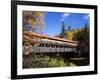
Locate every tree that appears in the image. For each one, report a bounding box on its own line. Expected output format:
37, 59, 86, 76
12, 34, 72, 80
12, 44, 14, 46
65, 30, 74, 40
58, 22, 74, 40
23, 11, 45, 33
59, 21, 66, 38
68, 25, 71, 31
73, 24, 89, 58
23, 11, 45, 55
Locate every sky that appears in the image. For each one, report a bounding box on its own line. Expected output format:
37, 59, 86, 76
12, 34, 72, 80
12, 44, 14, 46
43, 12, 89, 36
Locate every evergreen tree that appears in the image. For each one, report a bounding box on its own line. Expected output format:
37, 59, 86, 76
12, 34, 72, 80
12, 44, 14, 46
60, 21, 66, 38
68, 25, 71, 31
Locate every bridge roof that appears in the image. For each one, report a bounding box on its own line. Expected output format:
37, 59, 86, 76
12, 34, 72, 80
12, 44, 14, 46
24, 31, 79, 44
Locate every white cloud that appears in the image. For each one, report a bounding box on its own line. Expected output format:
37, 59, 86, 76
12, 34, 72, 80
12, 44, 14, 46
61, 13, 70, 21
83, 14, 90, 20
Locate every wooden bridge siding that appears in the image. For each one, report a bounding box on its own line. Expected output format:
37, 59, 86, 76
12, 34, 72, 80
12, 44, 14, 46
33, 46, 76, 53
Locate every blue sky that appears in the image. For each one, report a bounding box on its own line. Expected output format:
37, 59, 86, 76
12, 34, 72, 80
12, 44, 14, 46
43, 12, 90, 36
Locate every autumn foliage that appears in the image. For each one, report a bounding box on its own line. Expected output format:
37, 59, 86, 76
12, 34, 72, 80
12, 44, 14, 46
23, 11, 45, 55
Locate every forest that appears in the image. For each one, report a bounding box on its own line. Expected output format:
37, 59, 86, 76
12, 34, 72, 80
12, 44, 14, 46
22, 11, 89, 68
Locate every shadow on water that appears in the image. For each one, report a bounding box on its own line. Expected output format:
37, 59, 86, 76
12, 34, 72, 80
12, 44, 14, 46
62, 52, 89, 66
